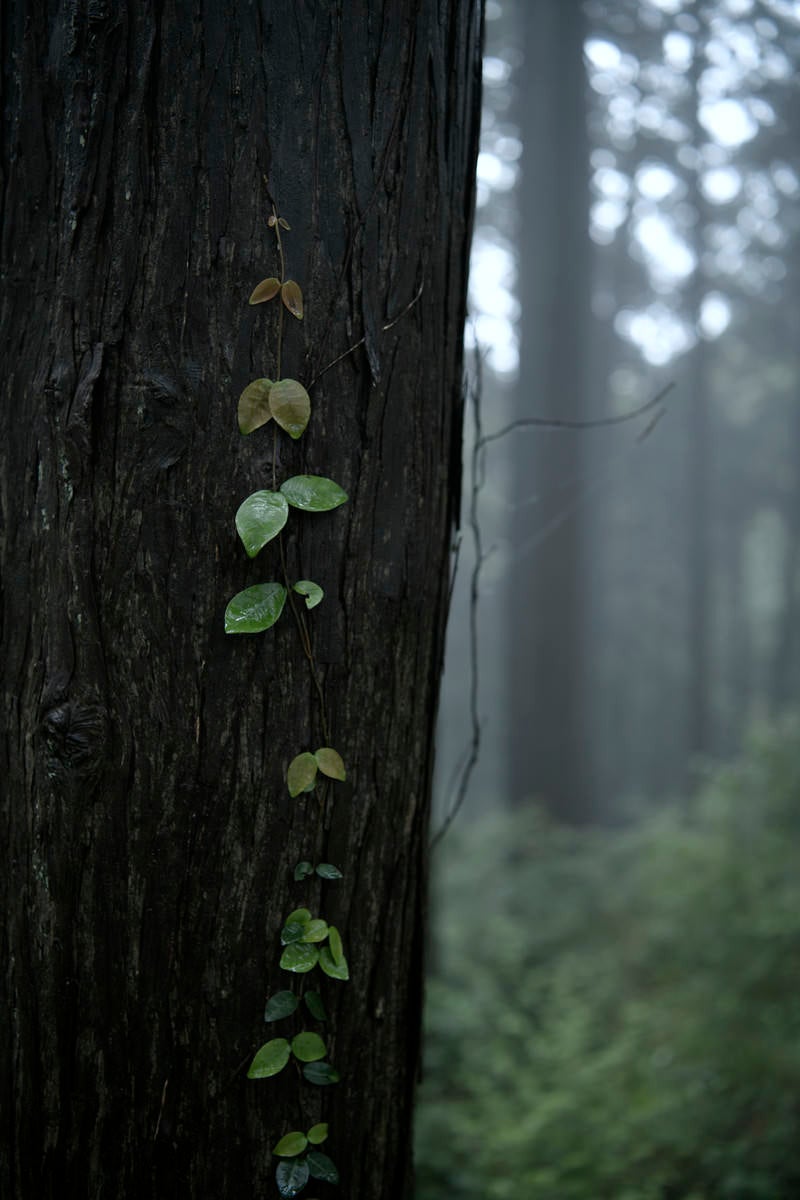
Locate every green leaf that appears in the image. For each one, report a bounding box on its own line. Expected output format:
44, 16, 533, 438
281, 279, 304, 320
294, 860, 314, 881
249, 277, 281, 305
280, 921, 307, 946
301, 919, 329, 943
235, 490, 289, 557
273, 1131, 308, 1157
293, 580, 324, 610
302, 1061, 340, 1086
224, 583, 286, 634
307, 1123, 328, 1145
304, 991, 327, 1022
247, 1038, 290, 1079
315, 863, 343, 880
287, 752, 318, 797
328, 925, 344, 966
280, 475, 348, 513
314, 747, 346, 781
319, 945, 349, 981
238, 378, 273, 434
285, 907, 312, 925
275, 1157, 310, 1198
307, 1150, 340, 1184
264, 991, 299, 1022
280, 943, 319, 973
291, 1031, 327, 1062
269, 378, 310, 439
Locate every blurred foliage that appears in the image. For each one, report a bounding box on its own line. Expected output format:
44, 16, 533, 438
416, 719, 800, 1200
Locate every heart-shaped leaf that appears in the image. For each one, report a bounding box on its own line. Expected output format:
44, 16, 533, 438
287, 752, 318, 797
238, 378, 273, 434
319, 945, 349, 981
249, 276, 281, 304
275, 1157, 310, 1198
307, 1150, 340, 1184
264, 991, 299, 1022
314, 747, 346, 781
280, 943, 319, 974
224, 583, 287, 634
307, 1123, 328, 1145
304, 991, 327, 1022
280, 920, 307, 946
315, 863, 343, 881
273, 1131, 308, 1157
247, 1037, 290, 1079
280, 475, 348, 512
301, 919, 329, 943
270, 378, 310, 440
235, 491, 288, 557
302, 1061, 340, 1086
285, 908, 312, 925
293, 580, 324, 610
294, 860, 314, 881
291, 1031, 327, 1063
281, 279, 304, 319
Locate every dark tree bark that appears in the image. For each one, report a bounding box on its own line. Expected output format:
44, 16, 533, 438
508, 0, 592, 819
0, 4, 482, 1198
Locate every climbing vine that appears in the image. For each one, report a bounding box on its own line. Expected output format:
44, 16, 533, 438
226, 194, 348, 1198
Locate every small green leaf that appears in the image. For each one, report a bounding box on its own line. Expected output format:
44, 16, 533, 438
280, 943, 319, 973
291, 1031, 327, 1062
247, 1038, 290, 1079
249, 277, 281, 305
273, 1131, 308, 1157
269, 378, 310, 439
301, 919, 329, 943
315, 863, 343, 881
281, 279, 304, 319
314, 747, 346, 781
293, 580, 324, 610
285, 908, 312, 925
307, 1150, 340, 1184
238, 378, 273, 434
264, 991, 299, 1022
319, 946, 349, 981
275, 1157, 310, 1198
280, 921, 307, 946
307, 1123, 328, 1145
304, 991, 327, 1022
302, 1061, 340, 1086
235, 490, 288, 557
328, 925, 344, 966
280, 475, 348, 513
287, 752, 318, 797
294, 860, 314, 881
224, 583, 286, 634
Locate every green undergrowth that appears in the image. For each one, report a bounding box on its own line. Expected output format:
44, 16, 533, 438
416, 718, 800, 1200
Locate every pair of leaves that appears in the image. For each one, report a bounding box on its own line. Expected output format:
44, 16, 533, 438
273, 1123, 328, 1157
275, 1150, 339, 1198
249, 276, 303, 320
235, 477, 348, 558
238, 377, 310, 439
287, 747, 346, 797
264, 989, 327, 1024
247, 1030, 327, 1079
294, 861, 343, 882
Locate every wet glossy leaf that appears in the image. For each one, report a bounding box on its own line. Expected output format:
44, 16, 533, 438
280, 475, 348, 513
249, 276, 281, 304
280, 943, 319, 973
301, 919, 329, 943
280, 921, 307, 946
291, 1031, 327, 1062
319, 946, 349, 981
265, 991, 299, 1022
304, 991, 327, 1021
273, 1131, 307, 1157
315, 863, 343, 881
269, 378, 310, 439
275, 1157, 309, 1198
238, 378, 273, 435
247, 1037, 290, 1079
302, 1061, 340, 1086
224, 583, 287, 634
307, 1150, 340, 1184
327, 925, 344, 966
314, 747, 346, 781
287, 752, 318, 797
235, 491, 288, 557
307, 1123, 328, 1145
294, 860, 314, 881
281, 279, 303, 320
293, 580, 324, 610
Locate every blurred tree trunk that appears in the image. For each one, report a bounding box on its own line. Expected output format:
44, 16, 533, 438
0, 4, 481, 1198
509, 0, 591, 820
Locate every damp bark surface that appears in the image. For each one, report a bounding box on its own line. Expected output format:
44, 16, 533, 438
0, 4, 482, 1196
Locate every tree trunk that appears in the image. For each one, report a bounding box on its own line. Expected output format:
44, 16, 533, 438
0, 4, 482, 1198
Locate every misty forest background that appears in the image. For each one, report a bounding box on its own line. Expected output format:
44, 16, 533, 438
416, 1, 800, 1198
